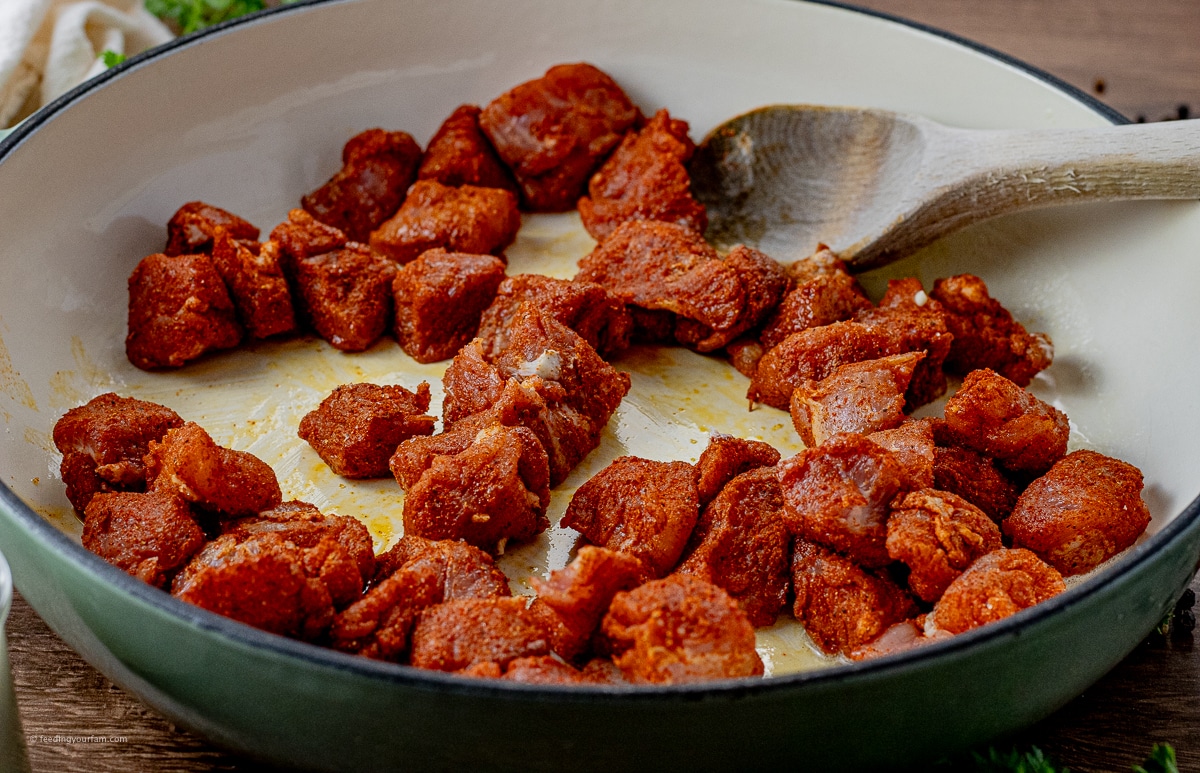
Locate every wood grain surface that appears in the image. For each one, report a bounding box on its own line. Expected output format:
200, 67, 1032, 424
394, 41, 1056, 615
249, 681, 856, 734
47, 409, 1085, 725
5, 1, 1200, 771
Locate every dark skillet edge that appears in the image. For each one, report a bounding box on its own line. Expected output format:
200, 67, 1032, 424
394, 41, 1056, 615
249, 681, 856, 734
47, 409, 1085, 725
0, 0, 1189, 705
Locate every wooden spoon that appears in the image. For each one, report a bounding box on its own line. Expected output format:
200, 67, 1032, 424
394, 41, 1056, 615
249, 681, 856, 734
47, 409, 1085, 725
689, 105, 1200, 271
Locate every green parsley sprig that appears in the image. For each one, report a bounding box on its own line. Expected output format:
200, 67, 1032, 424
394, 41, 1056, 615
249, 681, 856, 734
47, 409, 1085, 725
144, 0, 267, 35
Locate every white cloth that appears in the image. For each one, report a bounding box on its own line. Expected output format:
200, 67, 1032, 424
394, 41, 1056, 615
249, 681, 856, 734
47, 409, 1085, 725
0, 0, 172, 128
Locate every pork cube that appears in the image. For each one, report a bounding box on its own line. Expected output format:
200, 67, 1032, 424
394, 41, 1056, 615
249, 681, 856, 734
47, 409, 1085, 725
298, 382, 435, 478
164, 201, 258, 256
328, 562, 443, 661
82, 490, 205, 588
476, 274, 632, 359
373, 534, 511, 599
930, 548, 1065, 634
848, 619, 948, 662
673, 245, 790, 352
759, 247, 872, 350
854, 284, 954, 409
695, 434, 781, 508
392, 249, 506, 363
409, 597, 550, 672
726, 337, 766, 379
790, 352, 925, 446
479, 62, 640, 211
577, 108, 706, 240
599, 574, 763, 684
292, 242, 395, 352
301, 128, 422, 242
210, 230, 296, 339
145, 422, 281, 518
886, 489, 1003, 602
268, 208, 347, 265
495, 656, 595, 685
1004, 450, 1151, 576
867, 419, 936, 490
369, 180, 520, 264
748, 321, 891, 410
561, 456, 698, 578
932, 444, 1024, 521
126, 252, 243, 370
417, 104, 518, 193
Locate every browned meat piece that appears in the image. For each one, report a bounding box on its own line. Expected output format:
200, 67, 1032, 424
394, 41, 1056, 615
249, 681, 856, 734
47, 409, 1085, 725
561, 456, 699, 578
792, 538, 919, 656
628, 307, 676, 344
528, 546, 645, 660
298, 382, 435, 478
327, 561, 443, 661
145, 422, 282, 518
886, 489, 1003, 602
932, 444, 1024, 521
942, 368, 1069, 474
479, 62, 641, 211
164, 201, 259, 256
931, 274, 1053, 386
868, 419, 936, 490
778, 433, 908, 568
599, 574, 763, 683
677, 467, 789, 627
790, 352, 925, 446
392, 249, 506, 363
853, 280, 954, 410
673, 245, 790, 352
577, 108, 706, 240
1004, 450, 1151, 576
373, 534, 511, 599
847, 619, 949, 661
695, 434, 781, 508
369, 180, 520, 264
760, 247, 872, 350
52, 393, 184, 515
401, 424, 550, 552
292, 242, 396, 352
575, 220, 744, 345
125, 252, 243, 370
748, 321, 891, 410
81, 491, 205, 588
726, 337, 766, 378
268, 208, 347, 265
476, 274, 633, 359
930, 548, 1065, 634
417, 104, 518, 193
497, 656, 592, 684
301, 128, 422, 242
209, 230, 296, 339
171, 532, 338, 639
409, 597, 550, 671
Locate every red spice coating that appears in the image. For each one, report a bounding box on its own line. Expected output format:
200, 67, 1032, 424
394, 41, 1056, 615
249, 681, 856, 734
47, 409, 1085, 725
301, 128, 422, 242
848, 619, 947, 662
789, 351, 925, 446
369, 180, 520, 264
417, 104, 518, 193
125, 252, 243, 370
210, 230, 296, 339
726, 337, 767, 379
577, 108, 706, 240
695, 434, 781, 508
145, 422, 282, 518
760, 248, 872, 350
673, 245, 790, 353
677, 467, 790, 627
164, 201, 259, 256
292, 242, 396, 352
561, 456, 700, 578
391, 249, 506, 363
328, 562, 443, 661
599, 574, 764, 684
886, 489, 1003, 602
791, 538, 918, 656
867, 419, 936, 490
479, 62, 641, 212
1004, 450, 1151, 576
268, 208, 347, 265
82, 490, 205, 588
298, 382, 435, 478
930, 548, 1065, 634
932, 444, 1024, 521
853, 281, 954, 410
748, 321, 891, 410
409, 597, 550, 672
373, 534, 511, 600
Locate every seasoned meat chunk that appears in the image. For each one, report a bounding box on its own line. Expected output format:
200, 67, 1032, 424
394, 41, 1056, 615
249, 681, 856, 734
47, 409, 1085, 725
298, 382, 435, 478
760, 247, 872, 350
401, 424, 551, 552
495, 656, 595, 685
1004, 450, 1151, 576
748, 321, 891, 410
599, 574, 763, 684
677, 467, 790, 627
931, 274, 1053, 386
82, 491, 205, 588
145, 422, 282, 518
577, 108, 706, 240
476, 274, 633, 359
164, 201, 259, 256
369, 180, 520, 264
328, 561, 443, 661
210, 230, 296, 339
695, 434, 781, 508
868, 419, 936, 490
853, 282, 954, 409
778, 433, 908, 568
848, 619, 947, 662
673, 245, 790, 352
292, 242, 396, 352
528, 546, 645, 660
942, 368, 1069, 474
417, 104, 517, 193
561, 456, 699, 578
930, 548, 1065, 634
886, 489, 1003, 602
932, 444, 1024, 521
792, 538, 918, 656
789, 352, 925, 446
268, 208, 347, 265
479, 62, 640, 211
52, 393, 184, 514
301, 128, 422, 242
392, 249, 506, 363
373, 535, 511, 599
726, 337, 766, 378
409, 597, 550, 672
171, 532, 338, 639
126, 252, 243, 370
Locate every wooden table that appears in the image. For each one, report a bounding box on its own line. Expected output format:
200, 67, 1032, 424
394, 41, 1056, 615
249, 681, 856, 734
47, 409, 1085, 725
6, 1, 1200, 770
